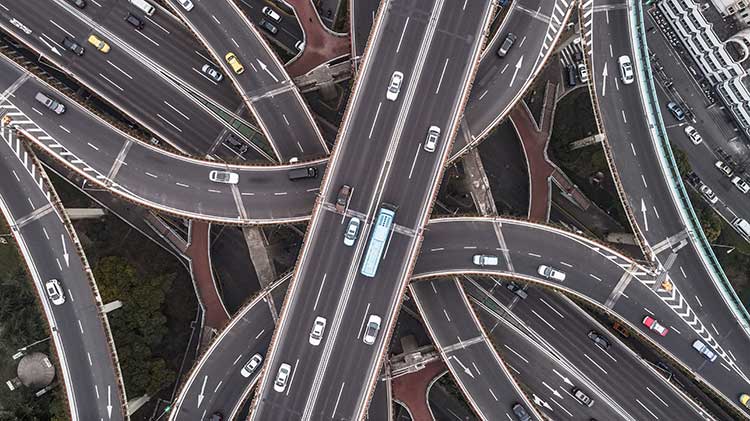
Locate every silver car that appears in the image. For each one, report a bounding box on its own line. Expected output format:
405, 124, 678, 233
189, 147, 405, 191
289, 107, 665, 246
240, 353, 263, 378
363, 314, 381, 345
386, 71, 404, 101
424, 125, 441, 152
344, 217, 360, 247
274, 363, 291, 392
309, 316, 327, 346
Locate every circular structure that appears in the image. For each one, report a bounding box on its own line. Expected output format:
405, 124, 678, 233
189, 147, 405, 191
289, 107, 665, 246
17, 352, 55, 388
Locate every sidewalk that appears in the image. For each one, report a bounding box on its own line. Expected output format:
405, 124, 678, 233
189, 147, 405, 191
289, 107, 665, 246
510, 82, 590, 221
185, 221, 229, 330
391, 360, 447, 421
285, 0, 350, 77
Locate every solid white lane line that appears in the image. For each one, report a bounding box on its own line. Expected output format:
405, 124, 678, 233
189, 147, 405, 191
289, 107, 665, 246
357, 303, 371, 339
98, 73, 124, 91
646, 386, 669, 407
539, 298, 564, 318
396, 17, 410, 53
255, 329, 265, 339
435, 58, 449, 94
503, 344, 529, 364
163, 101, 190, 120
368, 102, 382, 139
331, 382, 346, 417
527, 252, 541, 257
285, 358, 300, 396
106, 60, 133, 79
408, 145, 420, 179
635, 398, 659, 419
583, 353, 607, 374
313, 273, 327, 312
531, 309, 556, 331
442, 309, 451, 322
157, 114, 182, 132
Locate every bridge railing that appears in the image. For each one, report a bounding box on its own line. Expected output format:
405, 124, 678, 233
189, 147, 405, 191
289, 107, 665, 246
630, 0, 750, 333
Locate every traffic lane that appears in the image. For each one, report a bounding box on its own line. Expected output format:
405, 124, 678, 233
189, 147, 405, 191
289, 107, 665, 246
173, 304, 274, 421
21, 215, 124, 420
592, 6, 684, 243
383, 0, 491, 228
306, 232, 415, 420
8, 0, 225, 153
237, 0, 303, 50
476, 306, 625, 421
412, 279, 532, 420
0, 53, 25, 90
351, 0, 380, 58
462, 1, 545, 141
0, 139, 49, 217
251, 211, 370, 420
515, 290, 708, 421
252, 90, 328, 160
87, 0, 242, 110
366, 376, 391, 421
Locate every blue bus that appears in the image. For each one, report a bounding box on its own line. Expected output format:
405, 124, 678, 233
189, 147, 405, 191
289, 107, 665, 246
360, 204, 397, 278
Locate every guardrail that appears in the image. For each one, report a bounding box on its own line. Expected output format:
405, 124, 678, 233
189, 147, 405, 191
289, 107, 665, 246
629, 0, 750, 333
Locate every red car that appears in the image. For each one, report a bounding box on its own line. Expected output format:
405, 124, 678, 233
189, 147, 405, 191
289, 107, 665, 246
643, 316, 669, 337
336, 185, 352, 212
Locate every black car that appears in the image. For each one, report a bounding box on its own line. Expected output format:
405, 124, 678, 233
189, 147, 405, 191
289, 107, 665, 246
496, 32, 517, 57
124, 13, 145, 30
511, 403, 531, 421
259, 19, 278, 35
61, 37, 84, 56
207, 412, 223, 421
70, 0, 86, 8
587, 330, 611, 350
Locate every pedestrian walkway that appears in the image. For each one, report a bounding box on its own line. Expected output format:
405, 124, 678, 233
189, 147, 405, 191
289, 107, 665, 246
391, 360, 447, 421
186, 221, 229, 330
510, 82, 590, 221
285, 0, 350, 77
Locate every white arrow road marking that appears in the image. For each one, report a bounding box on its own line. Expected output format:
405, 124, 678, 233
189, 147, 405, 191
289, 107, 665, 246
450, 355, 474, 378
61, 234, 69, 267
197, 375, 207, 407
107, 385, 112, 418
641, 198, 649, 232
256, 60, 278, 82
39, 37, 62, 57
533, 393, 553, 411
601, 61, 608, 97
552, 368, 573, 386
509, 55, 524, 87
542, 381, 562, 399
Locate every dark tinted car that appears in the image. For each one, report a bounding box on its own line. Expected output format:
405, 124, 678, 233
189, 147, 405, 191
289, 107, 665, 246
207, 412, 223, 421
667, 101, 685, 121
61, 37, 84, 56
336, 184, 352, 212
70, 0, 86, 8
512, 403, 531, 421
497, 32, 517, 57
259, 19, 278, 35
566, 65, 577, 87
288, 167, 317, 181
587, 330, 611, 350
125, 13, 144, 29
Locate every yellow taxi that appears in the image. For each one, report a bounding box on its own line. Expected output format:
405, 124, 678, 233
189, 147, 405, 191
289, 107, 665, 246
741, 393, 749, 408
87, 34, 110, 53
225, 52, 244, 75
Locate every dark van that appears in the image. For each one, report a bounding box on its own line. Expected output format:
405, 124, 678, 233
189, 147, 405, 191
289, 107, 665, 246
566, 65, 577, 87
288, 167, 317, 181
125, 13, 145, 30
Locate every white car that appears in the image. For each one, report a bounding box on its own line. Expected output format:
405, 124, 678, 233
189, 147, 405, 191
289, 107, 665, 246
386, 71, 404, 101
201, 64, 223, 82
177, 0, 194, 11
577, 63, 589, 83
715, 160, 733, 178
262, 6, 282, 23
684, 125, 702, 145
618, 55, 634, 84
309, 316, 327, 346
424, 125, 441, 152
732, 176, 750, 194
692, 339, 717, 362
344, 217, 360, 247
537, 265, 566, 281
472, 254, 499, 266
363, 314, 382, 345
45, 279, 65, 305
209, 170, 239, 184
699, 184, 718, 204
274, 363, 291, 392
240, 353, 263, 378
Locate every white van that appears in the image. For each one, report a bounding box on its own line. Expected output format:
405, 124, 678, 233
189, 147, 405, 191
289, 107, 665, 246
129, 0, 155, 16
732, 217, 750, 239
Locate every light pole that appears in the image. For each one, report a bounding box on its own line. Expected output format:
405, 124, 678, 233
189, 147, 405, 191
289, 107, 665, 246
711, 243, 735, 254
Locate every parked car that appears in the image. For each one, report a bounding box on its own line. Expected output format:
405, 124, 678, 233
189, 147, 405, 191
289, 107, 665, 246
715, 160, 734, 177
240, 353, 263, 378
61, 36, 84, 56
684, 125, 702, 145
225, 52, 245, 74
618, 55, 634, 84
259, 19, 278, 35
472, 254, 499, 266
692, 339, 718, 362
309, 316, 327, 346
642, 316, 669, 336
572, 387, 595, 407
386, 71, 404, 101
667, 101, 685, 121
87, 34, 110, 53
344, 217, 361, 247
201, 64, 223, 82
587, 330, 611, 350
45, 279, 65, 305
363, 315, 382, 345
423, 125, 441, 152
699, 184, 718, 204
209, 170, 239, 184
273, 363, 291, 392
335, 184, 352, 212
732, 176, 750, 194
537, 265, 566, 281
496, 32, 517, 57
